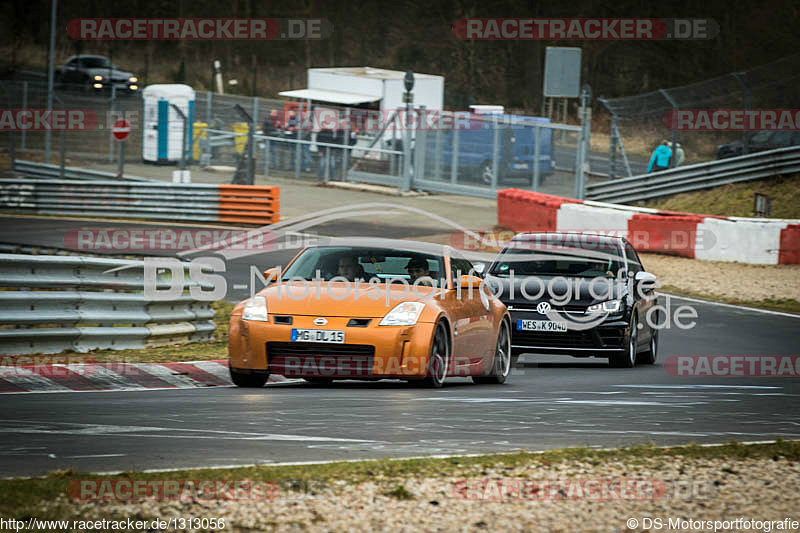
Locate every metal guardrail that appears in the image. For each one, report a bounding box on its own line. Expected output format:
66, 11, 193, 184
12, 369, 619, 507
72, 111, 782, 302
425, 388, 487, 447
0, 254, 216, 355
13, 160, 156, 182
0, 178, 280, 225
585, 145, 800, 203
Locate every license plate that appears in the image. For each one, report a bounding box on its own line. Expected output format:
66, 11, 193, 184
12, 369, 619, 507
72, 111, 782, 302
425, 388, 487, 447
513, 163, 529, 170
517, 319, 567, 332
291, 329, 345, 343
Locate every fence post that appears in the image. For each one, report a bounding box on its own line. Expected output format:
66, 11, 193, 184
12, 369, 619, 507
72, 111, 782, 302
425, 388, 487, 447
401, 108, 412, 193
491, 115, 500, 190
733, 72, 752, 155
450, 126, 459, 184
433, 128, 442, 180
294, 102, 303, 179
609, 113, 618, 179
264, 139, 270, 177
108, 85, 117, 163
659, 88, 679, 168
342, 108, 351, 182
206, 91, 212, 125
415, 106, 426, 183
532, 124, 541, 191
21, 82, 27, 151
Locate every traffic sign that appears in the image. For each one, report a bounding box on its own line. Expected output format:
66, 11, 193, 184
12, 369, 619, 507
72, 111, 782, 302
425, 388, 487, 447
112, 119, 131, 141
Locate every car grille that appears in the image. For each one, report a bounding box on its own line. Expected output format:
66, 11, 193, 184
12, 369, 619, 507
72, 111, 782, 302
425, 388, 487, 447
512, 327, 625, 350
266, 342, 375, 377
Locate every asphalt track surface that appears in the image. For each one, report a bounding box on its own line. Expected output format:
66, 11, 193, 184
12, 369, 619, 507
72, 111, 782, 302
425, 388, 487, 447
1, 297, 798, 478
0, 215, 798, 477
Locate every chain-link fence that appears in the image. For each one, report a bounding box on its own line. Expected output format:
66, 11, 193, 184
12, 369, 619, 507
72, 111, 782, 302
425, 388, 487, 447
599, 54, 800, 178
1, 80, 591, 198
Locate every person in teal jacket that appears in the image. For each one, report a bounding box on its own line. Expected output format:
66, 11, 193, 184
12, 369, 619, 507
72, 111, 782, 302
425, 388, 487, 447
647, 141, 673, 172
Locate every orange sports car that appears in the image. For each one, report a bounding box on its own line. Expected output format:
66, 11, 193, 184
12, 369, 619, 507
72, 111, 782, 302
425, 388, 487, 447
228, 239, 511, 388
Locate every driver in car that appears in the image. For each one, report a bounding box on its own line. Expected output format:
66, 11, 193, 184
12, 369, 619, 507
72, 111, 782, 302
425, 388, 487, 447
337, 256, 366, 282
406, 257, 433, 286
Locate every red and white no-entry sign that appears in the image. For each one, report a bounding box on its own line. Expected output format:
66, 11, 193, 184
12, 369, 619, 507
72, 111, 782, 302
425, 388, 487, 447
112, 119, 131, 141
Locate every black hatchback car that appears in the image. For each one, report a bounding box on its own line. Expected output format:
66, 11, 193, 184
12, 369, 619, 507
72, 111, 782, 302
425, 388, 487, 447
484, 232, 660, 368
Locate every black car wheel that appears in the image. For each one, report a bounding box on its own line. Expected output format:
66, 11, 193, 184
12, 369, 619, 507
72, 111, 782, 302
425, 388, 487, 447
230, 366, 268, 388
610, 316, 638, 368
474, 320, 511, 384
638, 327, 658, 365
424, 321, 450, 388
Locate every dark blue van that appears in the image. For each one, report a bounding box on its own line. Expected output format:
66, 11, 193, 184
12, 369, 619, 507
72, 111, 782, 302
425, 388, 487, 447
424, 114, 553, 185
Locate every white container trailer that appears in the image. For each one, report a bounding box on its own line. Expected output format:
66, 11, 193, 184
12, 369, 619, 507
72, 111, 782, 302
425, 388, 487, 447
279, 66, 444, 141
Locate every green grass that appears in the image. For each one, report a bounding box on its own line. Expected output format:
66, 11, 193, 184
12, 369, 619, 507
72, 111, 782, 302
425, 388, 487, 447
659, 285, 800, 314
1, 440, 797, 522
31, 301, 235, 364
641, 173, 800, 219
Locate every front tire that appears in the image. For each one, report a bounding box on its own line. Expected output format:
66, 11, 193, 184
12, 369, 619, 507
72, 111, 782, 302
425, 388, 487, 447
609, 316, 638, 369
638, 327, 658, 365
230, 366, 268, 388
474, 320, 511, 384
423, 321, 450, 388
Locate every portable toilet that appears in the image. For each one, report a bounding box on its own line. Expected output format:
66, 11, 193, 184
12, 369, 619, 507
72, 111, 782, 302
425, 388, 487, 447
142, 84, 195, 164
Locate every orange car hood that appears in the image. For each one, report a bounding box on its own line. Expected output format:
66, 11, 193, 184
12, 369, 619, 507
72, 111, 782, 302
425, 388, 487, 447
263, 281, 441, 317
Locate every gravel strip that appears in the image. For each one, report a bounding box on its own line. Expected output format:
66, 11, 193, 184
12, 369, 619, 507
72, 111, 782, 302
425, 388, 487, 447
46, 455, 800, 532
640, 253, 800, 303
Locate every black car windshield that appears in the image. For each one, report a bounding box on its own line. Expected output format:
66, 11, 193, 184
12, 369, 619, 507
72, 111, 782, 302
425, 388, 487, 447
490, 241, 624, 277
281, 246, 445, 286
80, 57, 112, 68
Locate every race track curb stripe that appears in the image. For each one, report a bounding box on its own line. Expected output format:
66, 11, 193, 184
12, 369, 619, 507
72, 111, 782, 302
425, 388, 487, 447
0, 359, 288, 394
497, 189, 800, 264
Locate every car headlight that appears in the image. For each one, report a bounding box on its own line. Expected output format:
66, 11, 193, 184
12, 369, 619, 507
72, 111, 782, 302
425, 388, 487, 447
242, 296, 268, 321
128, 76, 138, 83
379, 302, 425, 326
587, 299, 622, 314
93, 75, 103, 81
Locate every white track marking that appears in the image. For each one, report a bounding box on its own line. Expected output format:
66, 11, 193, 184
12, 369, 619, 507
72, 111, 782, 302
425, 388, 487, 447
658, 293, 800, 318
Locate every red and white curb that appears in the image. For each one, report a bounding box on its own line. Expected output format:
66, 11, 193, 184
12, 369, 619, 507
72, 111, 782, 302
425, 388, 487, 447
498, 189, 800, 264
0, 359, 289, 394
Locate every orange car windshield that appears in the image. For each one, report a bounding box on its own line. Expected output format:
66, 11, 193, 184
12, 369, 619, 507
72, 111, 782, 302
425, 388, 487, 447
281, 246, 445, 285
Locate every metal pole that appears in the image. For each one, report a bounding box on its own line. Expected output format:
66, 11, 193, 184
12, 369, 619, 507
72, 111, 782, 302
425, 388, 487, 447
733, 72, 751, 155
44, 0, 57, 164
206, 91, 212, 125
108, 85, 116, 163
264, 139, 270, 177
248, 96, 257, 184
450, 126, 459, 184
532, 125, 541, 191
402, 111, 412, 192
294, 102, 302, 179
414, 106, 426, 183
21, 82, 28, 151
433, 129, 442, 180
491, 116, 500, 190
342, 108, 351, 183
324, 146, 331, 182
609, 113, 618, 179
659, 89, 679, 168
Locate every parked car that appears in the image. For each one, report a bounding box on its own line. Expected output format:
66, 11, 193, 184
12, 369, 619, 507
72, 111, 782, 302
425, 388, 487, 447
484, 232, 659, 368
716, 130, 800, 159
425, 114, 553, 185
55, 55, 139, 94
228, 239, 512, 388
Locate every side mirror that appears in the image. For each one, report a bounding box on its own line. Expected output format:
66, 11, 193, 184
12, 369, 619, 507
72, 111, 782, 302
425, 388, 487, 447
263, 267, 281, 284
457, 274, 483, 290
472, 263, 486, 276
634, 271, 657, 293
